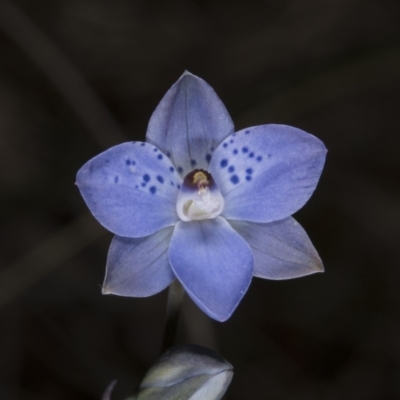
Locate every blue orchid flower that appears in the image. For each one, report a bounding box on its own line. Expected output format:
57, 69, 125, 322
76, 72, 327, 322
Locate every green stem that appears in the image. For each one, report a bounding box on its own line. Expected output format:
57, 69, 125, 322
161, 280, 185, 353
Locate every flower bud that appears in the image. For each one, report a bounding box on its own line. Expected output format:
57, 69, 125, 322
137, 344, 233, 400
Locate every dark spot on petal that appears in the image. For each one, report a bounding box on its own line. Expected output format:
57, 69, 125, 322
249, 152, 254, 158
228, 165, 235, 173
246, 168, 253, 174
232, 133, 236, 137
135, 185, 138, 188
242, 147, 249, 153
223, 143, 228, 148
177, 167, 183, 174
191, 159, 196, 167
114, 176, 119, 183
246, 175, 252, 181
143, 174, 151, 182
126, 159, 131, 166
245, 130, 250, 134
153, 148, 158, 152
220, 159, 228, 168
169, 166, 174, 172
233, 149, 238, 155
157, 175, 164, 184
150, 186, 156, 194
141, 182, 146, 187
170, 181, 174, 186
157, 154, 163, 160
210, 146, 214, 151
257, 156, 262, 162
141, 143, 145, 146
167, 151, 171, 157
205, 154, 212, 162
230, 139, 234, 144
230, 175, 239, 184
177, 184, 181, 189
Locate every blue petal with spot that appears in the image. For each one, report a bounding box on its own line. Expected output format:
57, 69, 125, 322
103, 227, 175, 297
209, 124, 327, 223
230, 217, 323, 280
146, 71, 234, 176
76, 142, 181, 237
169, 217, 253, 322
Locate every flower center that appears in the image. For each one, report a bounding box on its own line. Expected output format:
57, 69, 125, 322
176, 169, 225, 221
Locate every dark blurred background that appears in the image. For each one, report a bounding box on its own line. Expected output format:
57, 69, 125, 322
1, 0, 399, 398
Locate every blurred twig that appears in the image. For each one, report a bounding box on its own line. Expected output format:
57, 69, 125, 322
0, 0, 126, 149
0, 0, 124, 308
0, 213, 106, 308
102, 380, 117, 400
237, 47, 400, 126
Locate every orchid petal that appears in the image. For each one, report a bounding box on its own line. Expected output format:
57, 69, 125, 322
103, 227, 175, 297
209, 124, 327, 222
169, 217, 253, 322
76, 142, 181, 237
230, 217, 323, 279
146, 71, 234, 176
